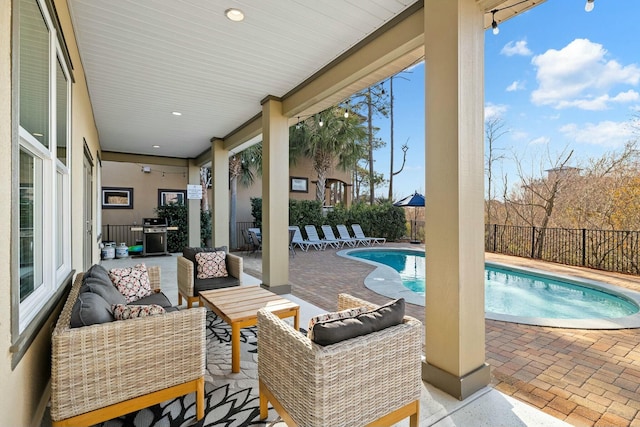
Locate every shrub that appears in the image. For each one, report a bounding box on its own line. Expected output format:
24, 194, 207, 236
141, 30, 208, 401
155, 204, 213, 251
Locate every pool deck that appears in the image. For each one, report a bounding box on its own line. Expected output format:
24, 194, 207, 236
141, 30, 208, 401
244, 243, 640, 427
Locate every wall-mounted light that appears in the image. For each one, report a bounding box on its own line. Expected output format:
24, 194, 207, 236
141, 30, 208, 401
491, 10, 499, 35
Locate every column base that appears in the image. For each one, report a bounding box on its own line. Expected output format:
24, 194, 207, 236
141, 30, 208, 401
260, 283, 292, 295
422, 360, 490, 400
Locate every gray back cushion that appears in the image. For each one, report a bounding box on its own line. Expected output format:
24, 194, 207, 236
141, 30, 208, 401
81, 265, 127, 306
70, 292, 114, 328
311, 298, 405, 346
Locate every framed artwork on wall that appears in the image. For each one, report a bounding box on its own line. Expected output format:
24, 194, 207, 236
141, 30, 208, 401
102, 187, 134, 209
158, 189, 187, 206
290, 177, 308, 193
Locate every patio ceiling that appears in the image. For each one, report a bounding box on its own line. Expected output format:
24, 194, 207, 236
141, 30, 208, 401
66, 0, 540, 160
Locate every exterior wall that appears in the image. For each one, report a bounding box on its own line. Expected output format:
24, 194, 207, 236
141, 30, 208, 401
236, 156, 351, 223
101, 160, 188, 225
0, 0, 102, 424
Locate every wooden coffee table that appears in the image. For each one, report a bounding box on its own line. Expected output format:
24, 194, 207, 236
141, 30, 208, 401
199, 286, 300, 373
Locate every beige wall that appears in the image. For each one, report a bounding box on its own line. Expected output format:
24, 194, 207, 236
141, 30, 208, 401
101, 160, 188, 225
0, 0, 103, 424
236, 157, 351, 223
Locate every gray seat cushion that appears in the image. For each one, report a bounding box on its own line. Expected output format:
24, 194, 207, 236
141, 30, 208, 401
194, 276, 240, 293
70, 292, 115, 328
130, 292, 173, 308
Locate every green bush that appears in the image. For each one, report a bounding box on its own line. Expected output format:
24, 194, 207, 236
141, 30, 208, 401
250, 199, 406, 241
155, 204, 213, 251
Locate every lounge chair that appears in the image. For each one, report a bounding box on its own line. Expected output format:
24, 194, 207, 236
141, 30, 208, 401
305, 225, 340, 249
302, 225, 329, 250
337, 224, 368, 246
321, 225, 354, 248
290, 225, 325, 252
352, 223, 386, 245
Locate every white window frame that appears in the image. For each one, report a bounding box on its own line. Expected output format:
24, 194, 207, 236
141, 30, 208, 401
17, 0, 72, 333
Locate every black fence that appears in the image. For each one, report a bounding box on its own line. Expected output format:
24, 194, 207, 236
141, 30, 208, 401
485, 224, 640, 275
102, 224, 144, 247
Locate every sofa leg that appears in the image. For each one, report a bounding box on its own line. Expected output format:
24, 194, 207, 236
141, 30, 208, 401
196, 377, 205, 420
178, 293, 183, 305
259, 380, 269, 419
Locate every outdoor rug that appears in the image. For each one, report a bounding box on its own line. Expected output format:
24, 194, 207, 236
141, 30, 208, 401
96, 311, 286, 427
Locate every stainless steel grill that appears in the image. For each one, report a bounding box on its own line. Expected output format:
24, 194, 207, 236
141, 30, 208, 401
142, 218, 168, 256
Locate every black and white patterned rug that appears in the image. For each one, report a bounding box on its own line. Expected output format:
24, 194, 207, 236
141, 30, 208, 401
96, 312, 285, 427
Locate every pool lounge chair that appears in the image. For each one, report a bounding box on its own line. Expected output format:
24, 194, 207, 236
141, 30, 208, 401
352, 223, 386, 245
337, 224, 369, 246
305, 225, 341, 249
303, 225, 330, 250
290, 225, 325, 252
321, 225, 354, 248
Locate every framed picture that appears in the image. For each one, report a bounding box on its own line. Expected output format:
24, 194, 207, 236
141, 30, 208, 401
102, 187, 133, 209
158, 189, 187, 206
290, 177, 308, 193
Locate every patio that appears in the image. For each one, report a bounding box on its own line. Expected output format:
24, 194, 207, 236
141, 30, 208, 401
91, 244, 640, 426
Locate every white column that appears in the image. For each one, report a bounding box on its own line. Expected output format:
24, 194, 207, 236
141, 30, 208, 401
211, 139, 230, 248
261, 96, 290, 294
423, 0, 489, 399
187, 160, 201, 247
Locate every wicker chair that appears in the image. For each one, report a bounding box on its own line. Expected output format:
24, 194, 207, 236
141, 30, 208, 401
50, 267, 206, 427
177, 247, 243, 308
257, 293, 422, 427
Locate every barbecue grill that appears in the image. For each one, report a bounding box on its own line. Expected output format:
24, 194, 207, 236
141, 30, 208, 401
142, 218, 168, 256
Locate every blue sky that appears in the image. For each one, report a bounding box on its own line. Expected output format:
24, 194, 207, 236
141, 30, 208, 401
371, 0, 640, 202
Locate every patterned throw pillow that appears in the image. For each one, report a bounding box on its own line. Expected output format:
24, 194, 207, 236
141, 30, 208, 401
112, 304, 165, 320
307, 306, 369, 340
109, 263, 152, 303
195, 251, 229, 279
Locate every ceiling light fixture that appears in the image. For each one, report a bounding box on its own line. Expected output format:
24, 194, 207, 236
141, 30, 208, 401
152, 145, 160, 148
491, 10, 499, 35
225, 8, 244, 22
585, 0, 595, 12
171, 111, 182, 116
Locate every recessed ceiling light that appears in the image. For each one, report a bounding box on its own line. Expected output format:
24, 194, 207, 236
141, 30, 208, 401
225, 8, 244, 22
171, 111, 182, 116
152, 145, 160, 148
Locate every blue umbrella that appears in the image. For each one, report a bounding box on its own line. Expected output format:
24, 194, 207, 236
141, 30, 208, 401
393, 192, 425, 243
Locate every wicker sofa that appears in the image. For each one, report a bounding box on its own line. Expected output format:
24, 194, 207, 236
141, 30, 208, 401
50, 265, 206, 427
257, 293, 422, 427
177, 246, 243, 308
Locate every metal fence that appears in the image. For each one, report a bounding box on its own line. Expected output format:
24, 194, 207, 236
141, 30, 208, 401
485, 224, 640, 275
102, 224, 143, 246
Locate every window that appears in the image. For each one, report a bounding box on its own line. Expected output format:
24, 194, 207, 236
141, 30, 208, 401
16, 0, 72, 334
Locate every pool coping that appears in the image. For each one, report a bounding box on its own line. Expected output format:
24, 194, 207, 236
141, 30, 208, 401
337, 247, 640, 330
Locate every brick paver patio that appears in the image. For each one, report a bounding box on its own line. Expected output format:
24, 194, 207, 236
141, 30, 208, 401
243, 243, 640, 426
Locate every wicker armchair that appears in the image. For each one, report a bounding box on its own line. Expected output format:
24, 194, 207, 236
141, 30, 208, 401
51, 267, 206, 427
178, 248, 243, 308
257, 294, 422, 427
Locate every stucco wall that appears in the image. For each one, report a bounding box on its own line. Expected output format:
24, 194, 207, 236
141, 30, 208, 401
101, 160, 188, 225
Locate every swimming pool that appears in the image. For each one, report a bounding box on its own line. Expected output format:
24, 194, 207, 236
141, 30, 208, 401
338, 248, 640, 329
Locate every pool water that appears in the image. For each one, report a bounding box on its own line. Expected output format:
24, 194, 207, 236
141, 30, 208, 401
349, 249, 639, 320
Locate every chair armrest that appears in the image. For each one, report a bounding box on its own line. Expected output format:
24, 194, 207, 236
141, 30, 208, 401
147, 265, 161, 292
226, 252, 243, 284
51, 307, 206, 421
177, 256, 195, 297
257, 308, 422, 426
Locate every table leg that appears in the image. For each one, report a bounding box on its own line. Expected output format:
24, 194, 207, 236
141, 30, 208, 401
231, 322, 240, 373
294, 307, 299, 331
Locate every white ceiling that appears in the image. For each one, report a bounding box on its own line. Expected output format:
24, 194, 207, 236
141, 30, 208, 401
67, 0, 420, 159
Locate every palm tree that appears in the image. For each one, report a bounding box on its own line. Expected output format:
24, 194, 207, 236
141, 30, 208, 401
229, 143, 262, 249
290, 106, 368, 204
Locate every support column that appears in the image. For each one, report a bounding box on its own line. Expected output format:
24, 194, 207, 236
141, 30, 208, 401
187, 160, 202, 247
261, 96, 291, 294
423, 0, 489, 400
211, 138, 229, 248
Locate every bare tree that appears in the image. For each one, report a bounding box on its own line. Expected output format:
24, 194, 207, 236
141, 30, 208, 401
484, 117, 507, 226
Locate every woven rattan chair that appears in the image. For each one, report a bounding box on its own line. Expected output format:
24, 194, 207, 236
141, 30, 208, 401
257, 293, 422, 427
51, 266, 206, 426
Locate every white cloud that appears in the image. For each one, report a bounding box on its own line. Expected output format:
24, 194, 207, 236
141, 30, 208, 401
529, 136, 550, 145
485, 103, 508, 120
506, 81, 525, 92
501, 40, 532, 57
531, 39, 640, 110
559, 120, 636, 147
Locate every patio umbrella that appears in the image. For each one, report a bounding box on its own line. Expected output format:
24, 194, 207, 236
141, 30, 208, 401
393, 191, 425, 243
